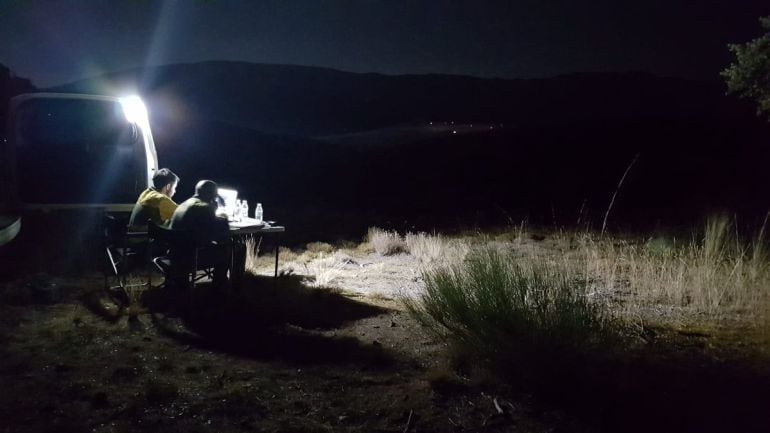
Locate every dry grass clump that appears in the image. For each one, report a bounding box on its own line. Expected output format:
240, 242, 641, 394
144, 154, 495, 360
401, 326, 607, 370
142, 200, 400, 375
545, 216, 770, 324
406, 232, 470, 269
245, 236, 350, 287
122, 276, 149, 318
244, 238, 299, 275
244, 237, 262, 275
306, 253, 347, 287
367, 227, 406, 256
405, 232, 445, 264
306, 242, 334, 254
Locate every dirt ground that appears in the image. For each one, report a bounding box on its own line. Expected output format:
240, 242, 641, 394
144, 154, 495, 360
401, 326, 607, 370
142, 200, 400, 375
1, 235, 769, 433
0, 266, 559, 433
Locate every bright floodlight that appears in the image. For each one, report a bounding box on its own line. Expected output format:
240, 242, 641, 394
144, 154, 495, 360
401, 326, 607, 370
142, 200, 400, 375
119, 95, 149, 125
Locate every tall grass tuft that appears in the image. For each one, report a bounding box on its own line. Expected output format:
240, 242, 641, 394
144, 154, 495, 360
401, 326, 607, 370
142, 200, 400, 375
244, 237, 261, 275
405, 232, 445, 264
405, 232, 469, 269
306, 253, 346, 287
581, 215, 770, 321
367, 227, 406, 256
405, 248, 621, 378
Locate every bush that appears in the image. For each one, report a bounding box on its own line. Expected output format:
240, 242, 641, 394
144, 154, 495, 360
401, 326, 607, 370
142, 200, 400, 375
367, 227, 406, 256
405, 248, 620, 376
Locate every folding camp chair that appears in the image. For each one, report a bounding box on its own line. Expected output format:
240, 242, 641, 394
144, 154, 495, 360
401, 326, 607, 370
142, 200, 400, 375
103, 213, 148, 298
146, 221, 220, 291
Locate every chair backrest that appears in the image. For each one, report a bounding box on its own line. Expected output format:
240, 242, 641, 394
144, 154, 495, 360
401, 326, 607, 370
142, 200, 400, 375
128, 202, 161, 230
147, 220, 201, 261
103, 213, 128, 243
147, 221, 195, 247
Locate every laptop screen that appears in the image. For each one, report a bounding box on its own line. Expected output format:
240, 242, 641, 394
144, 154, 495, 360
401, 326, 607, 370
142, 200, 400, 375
217, 187, 238, 217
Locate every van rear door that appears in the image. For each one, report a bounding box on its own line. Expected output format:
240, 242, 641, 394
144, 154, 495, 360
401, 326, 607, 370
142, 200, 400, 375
13, 96, 148, 206
0, 93, 158, 248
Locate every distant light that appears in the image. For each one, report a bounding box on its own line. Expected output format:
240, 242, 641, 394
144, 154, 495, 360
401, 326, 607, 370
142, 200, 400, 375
120, 95, 149, 126
452, 130, 457, 134
429, 121, 433, 125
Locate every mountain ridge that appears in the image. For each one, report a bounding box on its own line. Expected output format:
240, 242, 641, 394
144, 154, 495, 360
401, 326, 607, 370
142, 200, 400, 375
50, 61, 749, 137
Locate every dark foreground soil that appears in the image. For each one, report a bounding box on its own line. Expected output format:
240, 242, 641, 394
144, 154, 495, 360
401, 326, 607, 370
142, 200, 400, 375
0, 274, 557, 433
2, 271, 770, 433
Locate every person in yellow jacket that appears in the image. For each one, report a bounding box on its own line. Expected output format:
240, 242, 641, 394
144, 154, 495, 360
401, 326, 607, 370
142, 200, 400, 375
128, 168, 179, 230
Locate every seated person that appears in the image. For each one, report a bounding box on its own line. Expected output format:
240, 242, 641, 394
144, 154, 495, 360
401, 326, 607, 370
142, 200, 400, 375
169, 180, 246, 287
128, 168, 179, 230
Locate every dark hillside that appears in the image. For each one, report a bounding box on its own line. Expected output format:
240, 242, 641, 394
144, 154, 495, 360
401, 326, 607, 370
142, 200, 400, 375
50, 62, 770, 233
149, 113, 770, 236
53, 62, 752, 136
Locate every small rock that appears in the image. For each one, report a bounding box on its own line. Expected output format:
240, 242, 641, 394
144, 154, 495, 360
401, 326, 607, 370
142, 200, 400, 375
390, 321, 397, 327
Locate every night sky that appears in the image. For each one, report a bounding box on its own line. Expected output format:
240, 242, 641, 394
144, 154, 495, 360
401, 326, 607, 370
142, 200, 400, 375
1, 0, 768, 87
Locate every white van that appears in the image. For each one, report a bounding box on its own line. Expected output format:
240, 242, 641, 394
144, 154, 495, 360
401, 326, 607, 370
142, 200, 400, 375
0, 93, 159, 247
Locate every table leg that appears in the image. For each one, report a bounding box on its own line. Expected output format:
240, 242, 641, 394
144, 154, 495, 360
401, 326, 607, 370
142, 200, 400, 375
274, 242, 279, 278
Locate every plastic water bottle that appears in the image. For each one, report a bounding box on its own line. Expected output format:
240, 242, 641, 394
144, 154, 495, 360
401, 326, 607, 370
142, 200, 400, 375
234, 199, 242, 221
255, 203, 263, 224
241, 200, 249, 219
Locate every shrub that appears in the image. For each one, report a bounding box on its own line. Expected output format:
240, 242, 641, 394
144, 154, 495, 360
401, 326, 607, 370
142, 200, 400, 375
367, 227, 406, 256
405, 248, 620, 377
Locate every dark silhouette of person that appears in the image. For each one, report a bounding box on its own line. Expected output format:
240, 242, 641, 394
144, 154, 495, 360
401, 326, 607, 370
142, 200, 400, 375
170, 180, 245, 288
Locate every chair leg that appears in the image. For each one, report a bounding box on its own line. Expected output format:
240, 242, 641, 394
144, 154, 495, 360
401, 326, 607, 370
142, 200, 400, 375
228, 242, 234, 292
105, 247, 127, 291
188, 249, 198, 311
104, 248, 111, 290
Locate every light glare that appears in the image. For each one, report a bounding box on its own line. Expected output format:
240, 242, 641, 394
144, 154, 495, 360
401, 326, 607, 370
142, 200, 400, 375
119, 95, 148, 125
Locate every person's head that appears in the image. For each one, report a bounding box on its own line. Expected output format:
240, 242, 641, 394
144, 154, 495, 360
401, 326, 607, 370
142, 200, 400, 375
194, 180, 218, 203
152, 168, 179, 198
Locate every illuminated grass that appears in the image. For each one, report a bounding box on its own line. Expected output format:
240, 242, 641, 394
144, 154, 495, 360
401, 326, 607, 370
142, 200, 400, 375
578, 215, 770, 322
406, 231, 469, 269
367, 227, 406, 256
